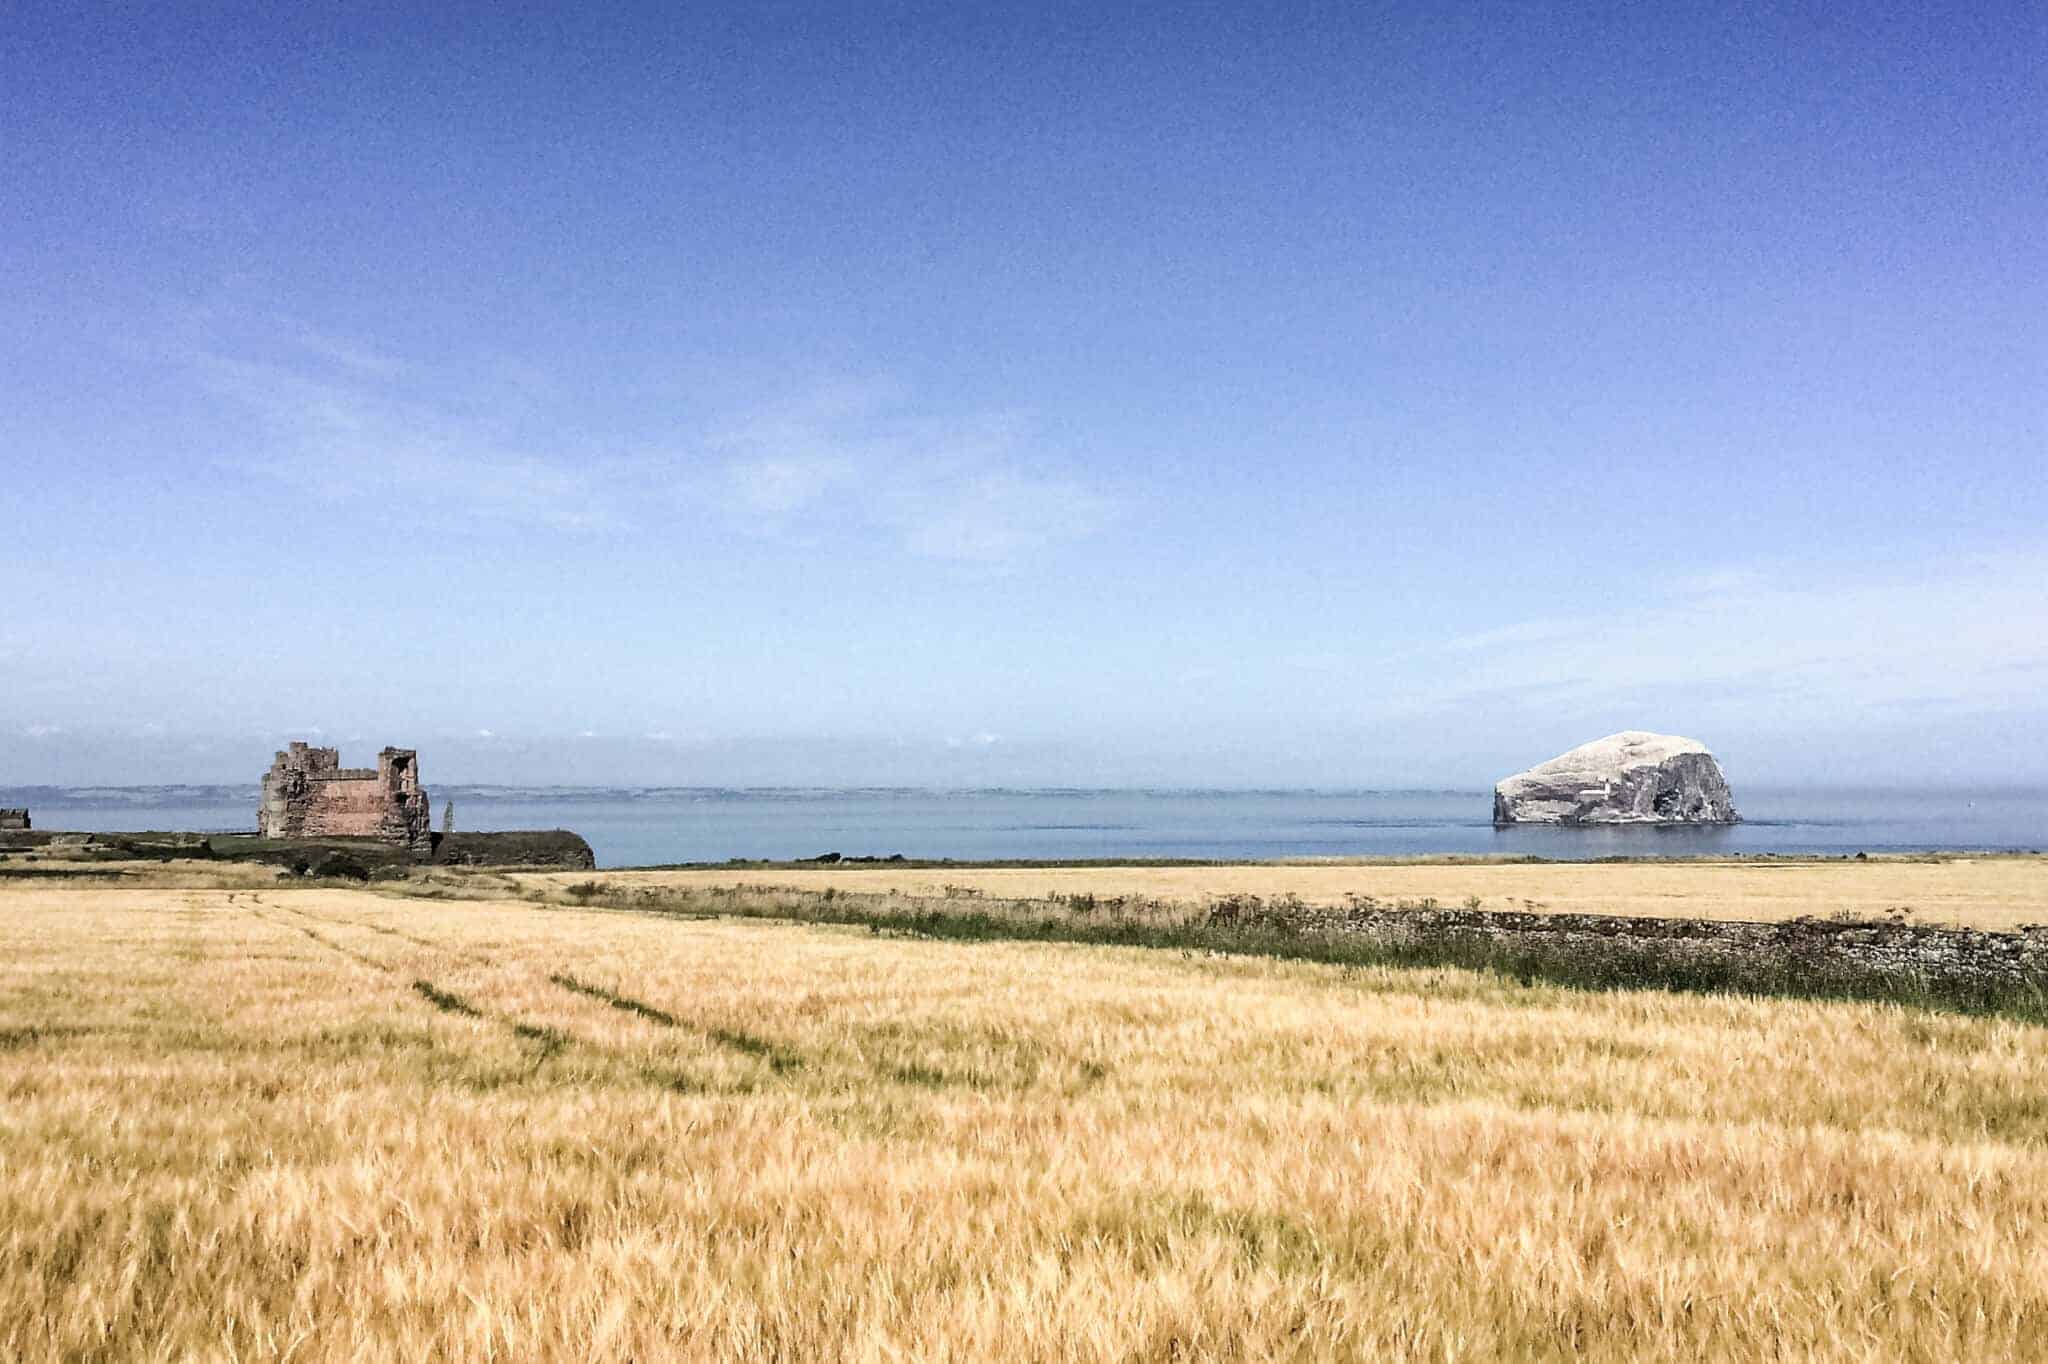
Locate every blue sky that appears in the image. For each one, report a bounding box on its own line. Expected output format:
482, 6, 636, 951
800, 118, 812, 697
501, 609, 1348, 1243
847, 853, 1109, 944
3, 1, 2044, 786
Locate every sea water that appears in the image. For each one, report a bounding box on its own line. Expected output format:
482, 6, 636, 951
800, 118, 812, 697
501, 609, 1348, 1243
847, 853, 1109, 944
5, 786, 2043, 869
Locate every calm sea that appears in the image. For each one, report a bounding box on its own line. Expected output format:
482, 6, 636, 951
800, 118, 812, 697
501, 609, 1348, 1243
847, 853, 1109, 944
4, 786, 2043, 869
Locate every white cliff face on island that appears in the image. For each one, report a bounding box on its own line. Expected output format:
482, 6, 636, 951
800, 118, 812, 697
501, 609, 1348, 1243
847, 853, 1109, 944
1493, 731, 1740, 826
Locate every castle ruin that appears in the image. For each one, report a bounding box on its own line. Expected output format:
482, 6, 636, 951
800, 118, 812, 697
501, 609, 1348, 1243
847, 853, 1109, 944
0, 809, 28, 831
258, 742, 431, 851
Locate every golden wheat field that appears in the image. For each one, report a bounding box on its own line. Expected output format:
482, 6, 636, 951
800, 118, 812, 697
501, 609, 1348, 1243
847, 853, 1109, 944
533, 853, 2048, 929
7, 868, 2048, 1360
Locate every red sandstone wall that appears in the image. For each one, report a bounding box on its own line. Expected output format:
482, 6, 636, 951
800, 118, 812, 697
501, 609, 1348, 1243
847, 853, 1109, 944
260, 744, 429, 849
297, 779, 401, 838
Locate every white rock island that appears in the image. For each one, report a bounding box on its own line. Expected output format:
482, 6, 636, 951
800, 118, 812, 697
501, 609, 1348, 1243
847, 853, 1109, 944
1493, 731, 1740, 826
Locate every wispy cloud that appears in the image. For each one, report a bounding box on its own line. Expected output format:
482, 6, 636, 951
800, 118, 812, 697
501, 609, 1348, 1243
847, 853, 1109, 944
290, 326, 405, 378
723, 455, 858, 515
711, 382, 1115, 563
888, 466, 1110, 563
1444, 617, 1594, 653
191, 344, 612, 530
1409, 551, 2048, 718
187, 323, 1112, 562
1671, 566, 1770, 598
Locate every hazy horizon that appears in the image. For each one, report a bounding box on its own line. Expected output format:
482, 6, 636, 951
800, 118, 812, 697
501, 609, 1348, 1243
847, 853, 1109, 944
5, 722, 2045, 792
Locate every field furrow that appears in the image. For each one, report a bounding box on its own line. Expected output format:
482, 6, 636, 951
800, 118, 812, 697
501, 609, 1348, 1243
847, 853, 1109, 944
5, 871, 2048, 1360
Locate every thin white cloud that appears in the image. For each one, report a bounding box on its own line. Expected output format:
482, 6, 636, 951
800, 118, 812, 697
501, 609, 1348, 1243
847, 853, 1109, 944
723, 455, 858, 515
889, 467, 1111, 563
1279, 651, 1348, 672
1406, 550, 2048, 717
189, 325, 1108, 561
1672, 566, 1770, 598
291, 326, 405, 378
1444, 617, 1594, 653
711, 383, 1115, 563
192, 348, 612, 530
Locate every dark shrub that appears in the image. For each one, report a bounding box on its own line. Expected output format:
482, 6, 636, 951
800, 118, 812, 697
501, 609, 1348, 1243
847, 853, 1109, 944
314, 852, 371, 882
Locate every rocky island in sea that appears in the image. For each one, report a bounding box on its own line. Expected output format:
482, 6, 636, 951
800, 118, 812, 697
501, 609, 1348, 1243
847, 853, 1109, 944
1493, 731, 1740, 826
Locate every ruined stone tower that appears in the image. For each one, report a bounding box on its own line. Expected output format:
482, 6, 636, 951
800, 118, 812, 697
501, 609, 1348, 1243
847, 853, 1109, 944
258, 742, 432, 852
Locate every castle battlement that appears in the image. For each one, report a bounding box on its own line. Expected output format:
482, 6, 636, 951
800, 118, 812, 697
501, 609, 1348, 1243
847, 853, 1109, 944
259, 742, 431, 850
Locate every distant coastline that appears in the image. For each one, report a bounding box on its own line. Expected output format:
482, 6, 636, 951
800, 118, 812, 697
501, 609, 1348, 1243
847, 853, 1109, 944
8, 782, 2047, 803
3, 785, 2039, 870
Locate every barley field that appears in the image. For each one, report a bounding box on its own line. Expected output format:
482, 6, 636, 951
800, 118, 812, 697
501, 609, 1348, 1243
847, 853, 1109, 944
6, 871, 2048, 1360
557, 853, 2048, 929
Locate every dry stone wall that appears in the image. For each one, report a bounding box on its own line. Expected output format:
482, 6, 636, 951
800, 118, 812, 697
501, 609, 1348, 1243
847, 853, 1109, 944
1275, 901, 2048, 986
